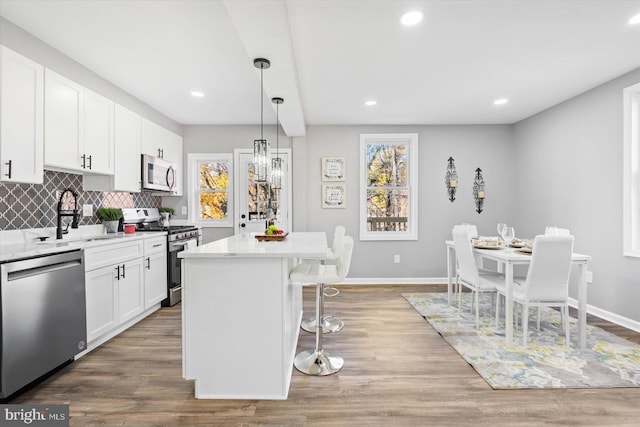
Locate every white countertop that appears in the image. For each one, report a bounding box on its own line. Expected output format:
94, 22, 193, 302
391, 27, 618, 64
0, 230, 167, 263
179, 232, 328, 259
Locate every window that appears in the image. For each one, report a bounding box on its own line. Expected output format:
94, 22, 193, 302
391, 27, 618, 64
359, 133, 418, 241
188, 153, 233, 227
623, 83, 640, 257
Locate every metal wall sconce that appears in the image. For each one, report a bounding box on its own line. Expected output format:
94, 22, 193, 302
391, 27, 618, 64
473, 167, 486, 213
445, 157, 458, 202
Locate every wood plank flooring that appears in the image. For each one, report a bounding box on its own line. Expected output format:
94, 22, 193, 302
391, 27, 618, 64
10, 285, 640, 426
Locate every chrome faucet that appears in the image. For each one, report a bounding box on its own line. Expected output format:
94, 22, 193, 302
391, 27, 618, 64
56, 188, 80, 240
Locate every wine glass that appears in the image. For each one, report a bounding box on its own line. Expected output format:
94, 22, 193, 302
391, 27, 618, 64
497, 223, 507, 242
503, 227, 515, 247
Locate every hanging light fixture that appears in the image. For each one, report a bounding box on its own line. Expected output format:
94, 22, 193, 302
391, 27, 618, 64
271, 97, 284, 190
253, 58, 270, 183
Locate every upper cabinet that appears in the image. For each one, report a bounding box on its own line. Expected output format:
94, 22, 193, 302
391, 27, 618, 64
83, 104, 142, 193
44, 69, 114, 175
141, 118, 183, 196
0, 46, 44, 184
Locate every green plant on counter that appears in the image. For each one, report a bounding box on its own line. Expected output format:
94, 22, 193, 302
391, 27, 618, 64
96, 207, 123, 221
159, 207, 175, 215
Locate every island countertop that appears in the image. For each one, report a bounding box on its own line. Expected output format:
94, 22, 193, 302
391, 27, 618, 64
178, 231, 329, 259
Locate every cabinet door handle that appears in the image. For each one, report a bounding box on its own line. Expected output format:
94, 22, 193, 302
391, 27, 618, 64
4, 160, 12, 179
152, 243, 162, 248
157, 148, 162, 158
88, 155, 92, 170
81, 154, 86, 169
116, 265, 120, 280
121, 263, 126, 279
161, 149, 164, 158
146, 257, 151, 269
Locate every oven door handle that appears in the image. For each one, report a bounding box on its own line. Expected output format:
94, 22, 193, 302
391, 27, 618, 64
169, 239, 197, 252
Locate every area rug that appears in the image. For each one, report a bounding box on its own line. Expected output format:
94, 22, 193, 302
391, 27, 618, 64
403, 292, 640, 389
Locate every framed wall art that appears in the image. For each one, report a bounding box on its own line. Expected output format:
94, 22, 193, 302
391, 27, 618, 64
322, 183, 346, 209
321, 157, 346, 181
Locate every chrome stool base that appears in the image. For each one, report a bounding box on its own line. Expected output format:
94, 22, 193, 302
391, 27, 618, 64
294, 349, 344, 376
301, 315, 344, 334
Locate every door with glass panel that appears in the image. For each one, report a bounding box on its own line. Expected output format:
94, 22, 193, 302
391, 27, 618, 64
234, 149, 291, 234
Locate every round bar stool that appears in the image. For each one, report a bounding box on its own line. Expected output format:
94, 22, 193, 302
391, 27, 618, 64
291, 236, 353, 375
300, 226, 346, 334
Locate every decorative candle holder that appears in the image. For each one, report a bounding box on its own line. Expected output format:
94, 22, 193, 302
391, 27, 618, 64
445, 157, 458, 202
473, 167, 485, 213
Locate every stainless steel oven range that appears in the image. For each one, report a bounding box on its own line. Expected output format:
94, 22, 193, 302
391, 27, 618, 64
122, 208, 201, 307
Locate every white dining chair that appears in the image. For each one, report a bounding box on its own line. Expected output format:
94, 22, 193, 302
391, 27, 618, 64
495, 235, 574, 347
545, 226, 570, 236
300, 225, 346, 334
290, 236, 354, 375
452, 228, 503, 329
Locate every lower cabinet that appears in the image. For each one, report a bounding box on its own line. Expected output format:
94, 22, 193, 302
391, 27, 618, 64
84, 237, 166, 346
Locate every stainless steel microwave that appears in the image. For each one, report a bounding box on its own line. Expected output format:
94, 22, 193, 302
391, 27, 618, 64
141, 154, 176, 193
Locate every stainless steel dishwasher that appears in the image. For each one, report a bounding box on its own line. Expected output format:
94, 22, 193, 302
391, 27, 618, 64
1, 250, 87, 399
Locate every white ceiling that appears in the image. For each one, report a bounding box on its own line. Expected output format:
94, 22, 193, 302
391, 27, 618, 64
1, 0, 639, 136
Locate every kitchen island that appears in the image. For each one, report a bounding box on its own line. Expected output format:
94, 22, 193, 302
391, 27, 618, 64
178, 232, 328, 400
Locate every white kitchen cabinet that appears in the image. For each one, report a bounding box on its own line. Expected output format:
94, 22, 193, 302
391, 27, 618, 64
118, 257, 145, 323
83, 89, 114, 174
44, 68, 114, 174
0, 45, 44, 184
83, 104, 141, 192
143, 236, 167, 309
141, 118, 183, 196
85, 264, 119, 342
84, 240, 144, 344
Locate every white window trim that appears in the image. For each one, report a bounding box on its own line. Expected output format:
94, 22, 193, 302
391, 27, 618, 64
359, 133, 418, 241
187, 153, 233, 228
623, 83, 640, 258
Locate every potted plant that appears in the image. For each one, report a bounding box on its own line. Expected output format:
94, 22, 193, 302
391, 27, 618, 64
159, 207, 174, 227
96, 208, 123, 233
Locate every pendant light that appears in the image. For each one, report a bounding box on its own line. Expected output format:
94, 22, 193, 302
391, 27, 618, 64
253, 58, 270, 183
271, 97, 284, 190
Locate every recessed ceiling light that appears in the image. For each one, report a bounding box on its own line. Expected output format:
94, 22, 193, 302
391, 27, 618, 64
364, 100, 377, 106
190, 91, 205, 98
493, 98, 508, 106
629, 13, 640, 25
400, 11, 423, 26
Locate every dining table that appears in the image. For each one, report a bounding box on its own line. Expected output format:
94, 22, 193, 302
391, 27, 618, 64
445, 240, 591, 348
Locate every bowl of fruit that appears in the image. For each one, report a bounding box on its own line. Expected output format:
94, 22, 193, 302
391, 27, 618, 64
255, 225, 289, 241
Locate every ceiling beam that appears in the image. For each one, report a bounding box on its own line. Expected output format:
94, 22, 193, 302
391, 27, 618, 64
224, 0, 306, 137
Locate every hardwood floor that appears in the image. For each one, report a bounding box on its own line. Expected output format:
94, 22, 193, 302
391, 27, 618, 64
10, 285, 640, 426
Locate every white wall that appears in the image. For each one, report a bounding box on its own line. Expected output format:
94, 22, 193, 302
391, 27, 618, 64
514, 67, 640, 323
296, 125, 516, 279
0, 17, 181, 135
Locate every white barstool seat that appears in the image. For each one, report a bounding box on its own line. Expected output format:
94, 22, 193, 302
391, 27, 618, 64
300, 226, 346, 334
290, 236, 354, 376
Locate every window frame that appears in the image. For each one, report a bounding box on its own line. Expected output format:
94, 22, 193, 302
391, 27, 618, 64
187, 153, 233, 228
359, 133, 419, 241
623, 83, 640, 258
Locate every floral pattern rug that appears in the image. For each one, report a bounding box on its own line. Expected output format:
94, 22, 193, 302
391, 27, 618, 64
403, 292, 640, 389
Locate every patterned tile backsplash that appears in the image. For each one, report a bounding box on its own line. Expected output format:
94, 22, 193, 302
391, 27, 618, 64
0, 170, 161, 230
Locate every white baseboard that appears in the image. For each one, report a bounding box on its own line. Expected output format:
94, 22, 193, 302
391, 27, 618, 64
568, 297, 640, 334
338, 277, 448, 285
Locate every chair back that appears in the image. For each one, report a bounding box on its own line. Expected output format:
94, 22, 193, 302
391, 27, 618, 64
453, 223, 478, 240
525, 235, 574, 301
452, 228, 479, 284
332, 226, 346, 257
335, 236, 354, 281
545, 226, 570, 236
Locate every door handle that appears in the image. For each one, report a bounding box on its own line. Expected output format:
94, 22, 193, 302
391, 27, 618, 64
146, 257, 151, 269
121, 264, 126, 279
81, 154, 86, 169
88, 155, 92, 170
116, 265, 120, 280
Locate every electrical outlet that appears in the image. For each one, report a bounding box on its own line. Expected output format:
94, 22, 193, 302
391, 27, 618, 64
181, 206, 187, 215
82, 204, 93, 217
394, 254, 400, 264
586, 271, 593, 283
